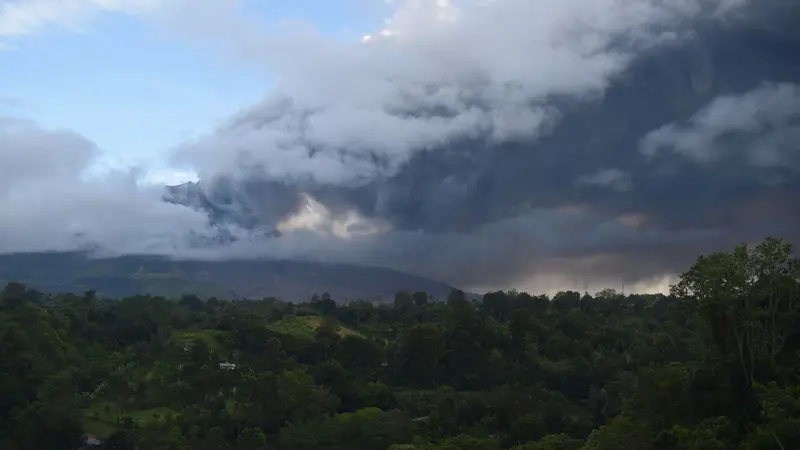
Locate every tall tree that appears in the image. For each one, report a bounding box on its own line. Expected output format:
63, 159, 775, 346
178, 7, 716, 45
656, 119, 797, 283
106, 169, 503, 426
672, 237, 800, 423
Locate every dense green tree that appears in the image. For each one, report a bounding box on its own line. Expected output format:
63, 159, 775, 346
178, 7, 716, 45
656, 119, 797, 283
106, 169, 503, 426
395, 324, 446, 387
673, 237, 800, 425
0, 237, 797, 449
238, 428, 269, 450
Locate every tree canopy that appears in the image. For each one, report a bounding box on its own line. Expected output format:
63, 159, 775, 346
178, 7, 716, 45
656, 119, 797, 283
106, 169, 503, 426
1, 237, 798, 449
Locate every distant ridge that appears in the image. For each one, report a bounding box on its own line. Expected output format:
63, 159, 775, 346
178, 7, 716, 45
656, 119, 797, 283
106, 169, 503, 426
0, 252, 462, 302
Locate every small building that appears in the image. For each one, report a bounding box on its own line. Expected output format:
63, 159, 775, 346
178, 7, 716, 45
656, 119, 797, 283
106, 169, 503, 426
218, 362, 237, 371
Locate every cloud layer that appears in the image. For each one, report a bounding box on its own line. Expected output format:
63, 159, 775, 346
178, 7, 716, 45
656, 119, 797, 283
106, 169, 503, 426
174, 0, 745, 183
0, 0, 161, 40
2, 0, 799, 294
0, 119, 214, 254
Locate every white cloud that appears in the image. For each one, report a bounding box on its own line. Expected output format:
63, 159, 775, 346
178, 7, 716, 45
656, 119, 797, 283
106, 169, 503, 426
640, 82, 800, 166
0, 118, 216, 253
173, 0, 751, 186
140, 168, 199, 186
0, 0, 261, 52
0, 118, 97, 193
0, 0, 165, 37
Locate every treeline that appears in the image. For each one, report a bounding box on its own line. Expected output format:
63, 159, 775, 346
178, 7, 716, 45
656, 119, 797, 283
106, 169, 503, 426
0, 237, 798, 449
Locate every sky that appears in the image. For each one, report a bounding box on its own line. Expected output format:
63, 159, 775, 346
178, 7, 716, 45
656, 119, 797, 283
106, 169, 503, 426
0, 0, 388, 182
1, 0, 799, 295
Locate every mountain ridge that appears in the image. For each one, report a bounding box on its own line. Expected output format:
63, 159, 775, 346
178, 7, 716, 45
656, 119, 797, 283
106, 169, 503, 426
0, 251, 463, 302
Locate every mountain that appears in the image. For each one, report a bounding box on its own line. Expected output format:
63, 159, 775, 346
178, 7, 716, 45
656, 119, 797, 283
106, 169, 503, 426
0, 252, 460, 302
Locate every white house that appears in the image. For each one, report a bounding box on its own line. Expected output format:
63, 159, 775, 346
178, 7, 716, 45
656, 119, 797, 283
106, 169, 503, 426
218, 362, 237, 371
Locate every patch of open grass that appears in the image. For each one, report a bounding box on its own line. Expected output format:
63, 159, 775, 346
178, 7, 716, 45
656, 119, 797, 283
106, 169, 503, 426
305, 317, 361, 336
83, 418, 119, 438
83, 402, 175, 437
126, 406, 175, 426
268, 315, 316, 338
267, 315, 362, 338
180, 329, 230, 352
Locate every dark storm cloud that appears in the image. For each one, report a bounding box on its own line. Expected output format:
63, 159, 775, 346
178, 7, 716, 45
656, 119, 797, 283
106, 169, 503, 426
162, 0, 800, 293
3, 0, 799, 294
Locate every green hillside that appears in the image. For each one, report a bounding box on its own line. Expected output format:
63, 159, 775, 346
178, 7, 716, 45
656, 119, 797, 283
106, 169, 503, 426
0, 252, 457, 302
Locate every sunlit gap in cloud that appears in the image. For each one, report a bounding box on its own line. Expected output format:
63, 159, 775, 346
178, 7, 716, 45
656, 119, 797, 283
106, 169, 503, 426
140, 167, 200, 186
362, 0, 459, 43
80, 152, 199, 187
276, 193, 389, 238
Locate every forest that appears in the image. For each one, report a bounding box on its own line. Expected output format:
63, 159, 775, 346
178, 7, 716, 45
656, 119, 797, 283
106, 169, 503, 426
1, 237, 798, 450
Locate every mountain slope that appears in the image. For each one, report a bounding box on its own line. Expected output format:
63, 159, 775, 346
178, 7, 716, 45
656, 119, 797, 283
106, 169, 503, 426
0, 252, 458, 302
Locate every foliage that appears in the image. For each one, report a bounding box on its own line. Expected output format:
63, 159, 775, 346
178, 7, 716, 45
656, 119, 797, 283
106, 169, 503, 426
0, 237, 798, 449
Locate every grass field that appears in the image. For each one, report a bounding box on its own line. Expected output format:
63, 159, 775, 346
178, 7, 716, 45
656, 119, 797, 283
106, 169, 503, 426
267, 315, 362, 339
180, 329, 230, 352
83, 402, 175, 437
